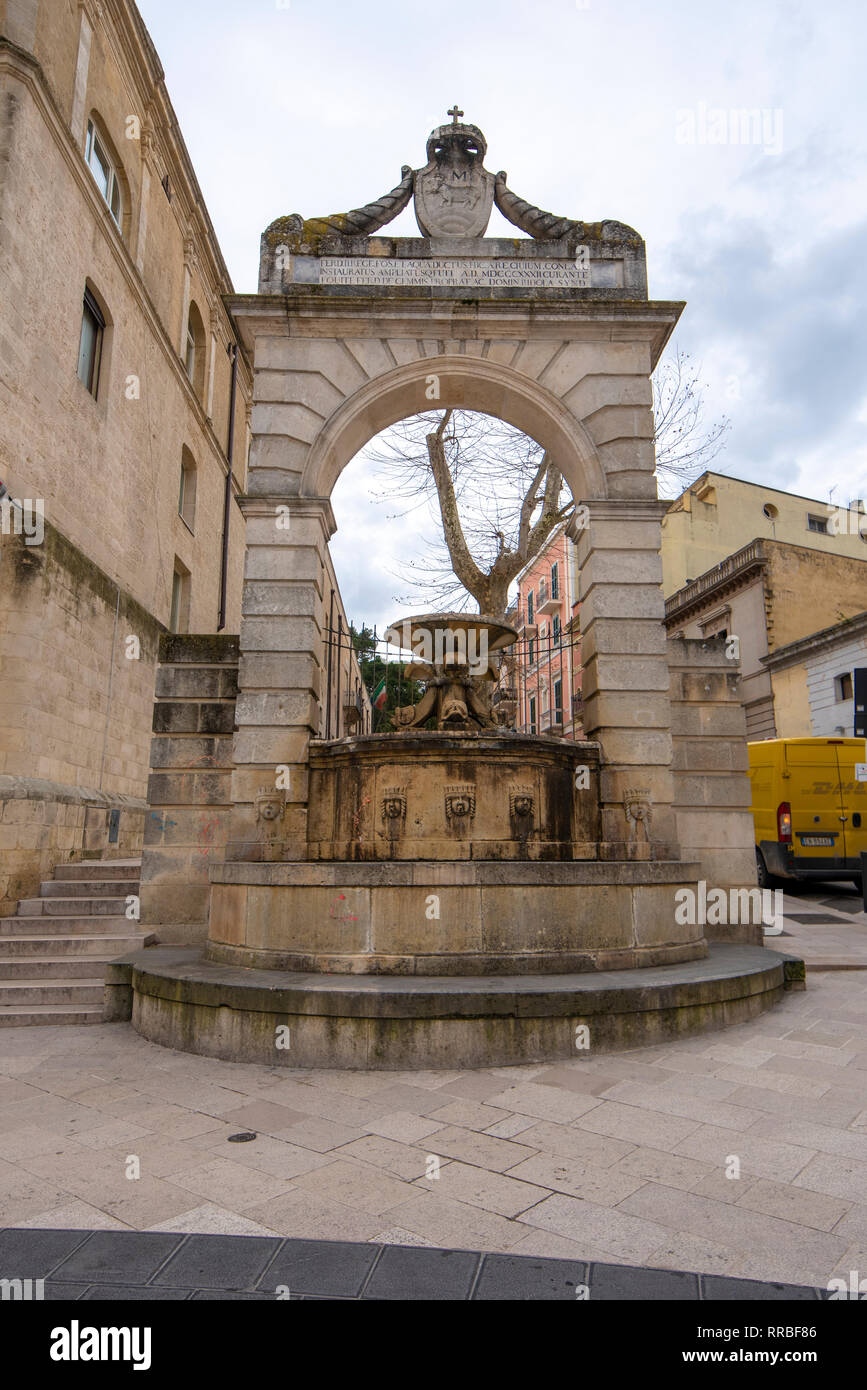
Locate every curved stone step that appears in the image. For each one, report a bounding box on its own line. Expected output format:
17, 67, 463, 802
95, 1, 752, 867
113, 942, 806, 1067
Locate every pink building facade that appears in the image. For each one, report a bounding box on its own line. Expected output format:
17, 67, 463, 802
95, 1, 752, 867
511, 525, 584, 739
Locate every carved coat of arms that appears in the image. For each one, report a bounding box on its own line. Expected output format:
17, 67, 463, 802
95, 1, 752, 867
413, 116, 494, 238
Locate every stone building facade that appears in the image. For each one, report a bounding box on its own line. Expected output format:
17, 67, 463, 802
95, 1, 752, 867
761, 611, 867, 739
662, 472, 867, 596
664, 539, 867, 739
0, 0, 253, 911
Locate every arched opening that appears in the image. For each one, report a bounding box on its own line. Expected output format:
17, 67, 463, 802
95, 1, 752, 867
327, 406, 586, 742
300, 356, 606, 505
84, 113, 129, 238
76, 278, 112, 401
184, 300, 207, 403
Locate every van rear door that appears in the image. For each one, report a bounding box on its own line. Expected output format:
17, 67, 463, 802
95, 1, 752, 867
784, 740, 845, 867
833, 739, 867, 867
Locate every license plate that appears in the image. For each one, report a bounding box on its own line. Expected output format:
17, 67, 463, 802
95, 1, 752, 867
799, 836, 834, 846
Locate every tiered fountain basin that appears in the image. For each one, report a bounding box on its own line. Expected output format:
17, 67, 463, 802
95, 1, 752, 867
205, 730, 708, 976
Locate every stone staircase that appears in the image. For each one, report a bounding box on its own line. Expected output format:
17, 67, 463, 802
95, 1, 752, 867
0, 858, 155, 1026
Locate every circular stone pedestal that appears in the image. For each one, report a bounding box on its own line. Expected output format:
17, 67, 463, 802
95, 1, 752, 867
113, 944, 801, 1069
206, 860, 708, 975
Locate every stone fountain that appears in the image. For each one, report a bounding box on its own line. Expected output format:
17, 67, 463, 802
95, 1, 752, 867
117, 113, 798, 1068
202, 611, 707, 984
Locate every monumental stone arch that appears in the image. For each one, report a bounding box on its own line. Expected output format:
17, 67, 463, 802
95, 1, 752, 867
122, 112, 800, 1067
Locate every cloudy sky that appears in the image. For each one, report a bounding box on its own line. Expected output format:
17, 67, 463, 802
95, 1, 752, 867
138, 0, 867, 629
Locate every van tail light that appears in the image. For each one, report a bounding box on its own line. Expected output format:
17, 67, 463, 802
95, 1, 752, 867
777, 802, 792, 843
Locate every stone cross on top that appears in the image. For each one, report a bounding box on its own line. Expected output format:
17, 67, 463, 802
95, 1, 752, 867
448, 105, 464, 125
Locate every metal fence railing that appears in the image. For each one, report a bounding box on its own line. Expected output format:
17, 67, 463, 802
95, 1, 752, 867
322, 623, 583, 740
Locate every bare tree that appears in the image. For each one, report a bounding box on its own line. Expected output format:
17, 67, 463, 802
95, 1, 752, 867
363, 345, 728, 616
653, 347, 730, 495
366, 408, 569, 620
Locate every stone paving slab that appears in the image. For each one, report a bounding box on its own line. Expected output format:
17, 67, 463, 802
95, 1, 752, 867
1, 901, 865, 1292
0, 1228, 824, 1300
777, 887, 867, 969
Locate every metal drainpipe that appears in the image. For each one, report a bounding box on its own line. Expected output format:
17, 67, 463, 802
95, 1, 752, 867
325, 590, 335, 739
336, 614, 343, 738
218, 342, 239, 632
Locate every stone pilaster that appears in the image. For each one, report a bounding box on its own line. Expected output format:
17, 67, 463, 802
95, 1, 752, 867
225, 496, 334, 861
575, 499, 679, 860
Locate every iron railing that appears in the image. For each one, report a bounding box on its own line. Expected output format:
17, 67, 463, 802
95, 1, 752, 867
321, 624, 584, 740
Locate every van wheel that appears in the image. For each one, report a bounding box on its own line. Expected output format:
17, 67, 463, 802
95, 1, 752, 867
756, 850, 775, 889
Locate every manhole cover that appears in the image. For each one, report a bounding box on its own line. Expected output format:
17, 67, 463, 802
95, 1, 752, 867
227, 1132, 257, 1143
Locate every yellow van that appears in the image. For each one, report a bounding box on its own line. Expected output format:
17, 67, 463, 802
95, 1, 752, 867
748, 738, 867, 889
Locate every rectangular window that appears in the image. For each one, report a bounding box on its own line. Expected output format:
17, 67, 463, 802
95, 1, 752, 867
528, 638, 535, 665
170, 561, 191, 634
529, 696, 536, 735
527, 591, 534, 624
551, 562, 559, 600
552, 613, 561, 643
807, 514, 828, 534
77, 288, 104, 397
178, 454, 197, 531
835, 672, 853, 702
553, 678, 563, 724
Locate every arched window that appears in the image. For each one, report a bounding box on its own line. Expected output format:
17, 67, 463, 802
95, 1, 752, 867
184, 301, 206, 401
77, 287, 104, 396
85, 117, 125, 230
178, 447, 197, 531
76, 282, 111, 399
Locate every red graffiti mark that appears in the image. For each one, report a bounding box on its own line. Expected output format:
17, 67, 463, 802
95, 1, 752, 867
189, 752, 218, 767
352, 797, 371, 840
329, 892, 358, 922
197, 817, 219, 857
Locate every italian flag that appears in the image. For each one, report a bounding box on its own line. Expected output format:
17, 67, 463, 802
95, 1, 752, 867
372, 677, 387, 711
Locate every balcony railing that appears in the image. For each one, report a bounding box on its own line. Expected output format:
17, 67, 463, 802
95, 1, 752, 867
665, 540, 767, 620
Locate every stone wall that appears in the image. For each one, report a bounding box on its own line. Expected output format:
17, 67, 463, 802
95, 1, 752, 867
0, 523, 162, 790
668, 635, 761, 944
139, 634, 239, 942
0, 521, 160, 913
0, 775, 146, 915
0, 21, 250, 639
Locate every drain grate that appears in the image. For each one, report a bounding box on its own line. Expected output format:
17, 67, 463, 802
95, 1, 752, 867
786, 914, 849, 925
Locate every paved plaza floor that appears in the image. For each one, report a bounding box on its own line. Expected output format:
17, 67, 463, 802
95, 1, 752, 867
1, 889, 865, 1295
